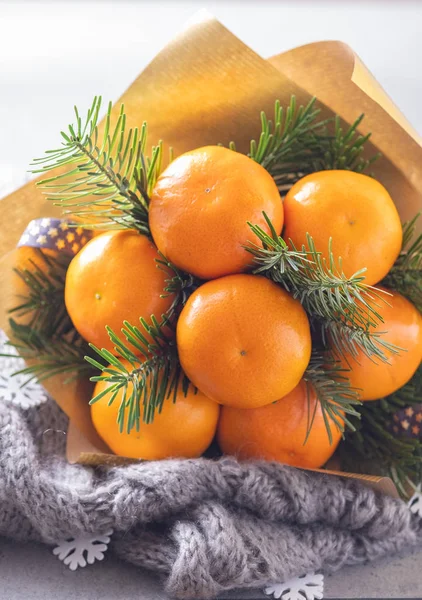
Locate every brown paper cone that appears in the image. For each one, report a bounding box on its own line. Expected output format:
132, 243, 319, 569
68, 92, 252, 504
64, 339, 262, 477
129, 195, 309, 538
1, 15, 420, 497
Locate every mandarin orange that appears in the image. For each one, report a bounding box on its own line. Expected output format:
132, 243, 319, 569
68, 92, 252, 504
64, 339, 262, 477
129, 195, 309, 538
65, 230, 174, 353
149, 146, 283, 279
336, 287, 422, 400
177, 274, 311, 408
283, 171, 402, 285
218, 379, 342, 469
91, 360, 219, 459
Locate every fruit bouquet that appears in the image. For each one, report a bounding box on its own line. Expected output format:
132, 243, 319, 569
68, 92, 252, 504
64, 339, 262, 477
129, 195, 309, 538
1, 16, 422, 597
2, 17, 422, 495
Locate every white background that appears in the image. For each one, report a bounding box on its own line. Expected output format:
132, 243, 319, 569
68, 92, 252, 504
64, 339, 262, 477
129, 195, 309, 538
1, 0, 422, 197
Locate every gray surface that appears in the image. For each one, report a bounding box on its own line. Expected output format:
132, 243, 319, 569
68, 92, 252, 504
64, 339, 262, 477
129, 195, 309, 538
0, 538, 421, 599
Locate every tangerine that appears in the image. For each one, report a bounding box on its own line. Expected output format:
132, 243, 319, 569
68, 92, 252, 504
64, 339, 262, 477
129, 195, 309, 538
91, 360, 219, 459
336, 287, 422, 400
218, 379, 342, 469
65, 230, 174, 353
283, 171, 402, 285
149, 146, 283, 279
177, 274, 312, 408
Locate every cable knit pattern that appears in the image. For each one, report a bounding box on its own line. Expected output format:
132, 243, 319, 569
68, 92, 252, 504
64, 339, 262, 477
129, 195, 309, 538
0, 398, 421, 599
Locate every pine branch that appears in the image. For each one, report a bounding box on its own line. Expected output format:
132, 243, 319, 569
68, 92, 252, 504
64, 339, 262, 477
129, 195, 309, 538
31, 97, 166, 235
9, 249, 72, 337
382, 213, 422, 311
87, 315, 190, 434
339, 366, 422, 497
155, 253, 200, 320
230, 99, 380, 191
304, 350, 361, 444
230, 97, 326, 170
292, 114, 380, 174
4, 319, 95, 384
317, 318, 402, 363
246, 214, 399, 362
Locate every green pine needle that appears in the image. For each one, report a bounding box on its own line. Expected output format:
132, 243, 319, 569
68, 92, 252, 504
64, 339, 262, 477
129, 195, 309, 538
4, 319, 95, 384
9, 249, 72, 337
155, 253, 200, 320
246, 214, 399, 362
87, 316, 190, 433
339, 366, 422, 498
31, 97, 166, 235
231, 99, 380, 190
382, 213, 422, 311
304, 350, 362, 444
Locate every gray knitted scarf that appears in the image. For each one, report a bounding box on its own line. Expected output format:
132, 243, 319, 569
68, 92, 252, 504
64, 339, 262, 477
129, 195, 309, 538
1, 397, 421, 599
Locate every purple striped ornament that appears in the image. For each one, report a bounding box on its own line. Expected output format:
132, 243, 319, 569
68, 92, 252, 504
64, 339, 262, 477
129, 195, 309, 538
17, 218, 93, 255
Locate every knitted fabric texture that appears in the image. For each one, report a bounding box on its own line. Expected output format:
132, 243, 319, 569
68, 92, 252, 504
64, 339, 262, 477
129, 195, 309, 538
1, 398, 421, 599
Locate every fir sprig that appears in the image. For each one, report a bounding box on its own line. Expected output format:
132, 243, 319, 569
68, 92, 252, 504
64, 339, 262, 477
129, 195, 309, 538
31, 97, 165, 235
304, 350, 362, 444
87, 316, 190, 433
297, 115, 380, 174
246, 214, 399, 362
156, 253, 200, 320
230, 97, 325, 170
382, 213, 422, 311
5, 319, 95, 384
9, 250, 72, 337
339, 366, 422, 497
231, 99, 380, 190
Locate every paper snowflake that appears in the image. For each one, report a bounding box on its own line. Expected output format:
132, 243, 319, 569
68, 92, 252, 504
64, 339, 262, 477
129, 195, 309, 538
0, 330, 47, 409
53, 530, 113, 570
264, 573, 324, 600
408, 487, 422, 518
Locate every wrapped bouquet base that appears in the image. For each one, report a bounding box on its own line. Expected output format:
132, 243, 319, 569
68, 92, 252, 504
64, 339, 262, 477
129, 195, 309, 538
1, 398, 420, 599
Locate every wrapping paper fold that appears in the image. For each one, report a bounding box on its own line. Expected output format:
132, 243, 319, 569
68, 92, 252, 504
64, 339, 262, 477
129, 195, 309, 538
1, 13, 421, 495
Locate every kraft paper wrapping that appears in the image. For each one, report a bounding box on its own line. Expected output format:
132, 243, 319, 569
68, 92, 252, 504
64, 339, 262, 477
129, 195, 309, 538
1, 14, 421, 497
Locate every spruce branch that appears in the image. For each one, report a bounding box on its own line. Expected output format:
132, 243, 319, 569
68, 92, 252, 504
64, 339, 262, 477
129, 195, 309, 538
155, 253, 200, 320
304, 350, 362, 444
339, 366, 422, 497
246, 214, 399, 362
31, 97, 166, 234
317, 318, 402, 364
293, 114, 380, 174
87, 316, 190, 434
230, 99, 380, 190
382, 213, 422, 311
231, 97, 326, 170
9, 249, 72, 337
4, 319, 95, 384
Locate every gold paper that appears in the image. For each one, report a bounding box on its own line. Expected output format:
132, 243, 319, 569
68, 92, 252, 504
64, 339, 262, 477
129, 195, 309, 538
1, 15, 420, 497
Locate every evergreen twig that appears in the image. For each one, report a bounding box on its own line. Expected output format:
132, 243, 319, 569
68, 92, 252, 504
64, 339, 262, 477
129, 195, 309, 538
87, 316, 190, 434
304, 350, 361, 444
9, 250, 72, 337
339, 366, 422, 497
246, 214, 399, 362
230, 99, 380, 190
31, 97, 165, 235
155, 253, 200, 320
4, 319, 95, 384
382, 213, 422, 311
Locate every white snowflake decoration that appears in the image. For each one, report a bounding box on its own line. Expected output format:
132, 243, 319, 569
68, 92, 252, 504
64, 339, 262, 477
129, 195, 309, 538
264, 573, 324, 600
408, 486, 422, 518
53, 529, 113, 570
0, 330, 47, 409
